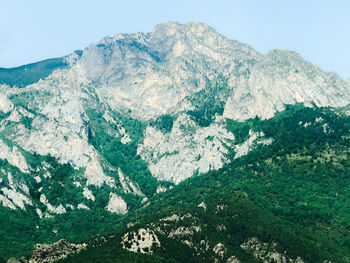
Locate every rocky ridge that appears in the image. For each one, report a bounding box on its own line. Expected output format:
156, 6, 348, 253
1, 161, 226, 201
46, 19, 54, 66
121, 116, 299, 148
6, 239, 86, 263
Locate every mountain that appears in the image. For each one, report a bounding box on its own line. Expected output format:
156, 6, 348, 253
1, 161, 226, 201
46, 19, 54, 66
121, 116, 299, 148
0, 22, 349, 262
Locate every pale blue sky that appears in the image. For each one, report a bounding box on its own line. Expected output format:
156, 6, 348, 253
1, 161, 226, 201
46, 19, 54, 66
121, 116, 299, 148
1, 0, 349, 80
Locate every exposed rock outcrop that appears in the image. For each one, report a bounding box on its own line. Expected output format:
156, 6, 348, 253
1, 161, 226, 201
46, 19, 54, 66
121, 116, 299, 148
118, 168, 145, 197
226, 255, 241, 263
0, 139, 30, 173
29, 239, 86, 263
213, 243, 226, 257
121, 228, 160, 254
0, 93, 14, 113
223, 49, 350, 121
106, 193, 128, 214
241, 237, 305, 263
138, 114, 234, 183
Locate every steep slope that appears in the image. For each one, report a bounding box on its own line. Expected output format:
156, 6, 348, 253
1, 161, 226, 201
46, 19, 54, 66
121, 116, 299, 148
224, 49, 349, 120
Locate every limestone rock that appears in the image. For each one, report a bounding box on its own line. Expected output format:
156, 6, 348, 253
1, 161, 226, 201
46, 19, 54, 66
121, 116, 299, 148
168, 225, 201, 238
6, 258, 26, 263
0, 93, 14, 113
106, 193, 128, 214
224, 49, 350, 121
79, 22, 259, 121
29, 239, 86, 263
1, 21, 350, 215
118, 168, 145, 197
138, 114, 234, 184
0, 139, 30, 173
241, 237, 305, 263
0, 193, 17, 210
197, 202, 207, 210
121, 228, 160, 254
83, 186, 95, 201
1, 187, 32, 210
226, 256, 241, 263
213, 243, 226, 257
84, 155, 115, 187
234, 130, 273, 159
77, 203, 90, 210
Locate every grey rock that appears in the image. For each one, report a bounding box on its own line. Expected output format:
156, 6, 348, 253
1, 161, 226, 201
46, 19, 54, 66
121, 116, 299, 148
224, 49, 350, 121
226, 256, 241, 263
29, 239, 86, 263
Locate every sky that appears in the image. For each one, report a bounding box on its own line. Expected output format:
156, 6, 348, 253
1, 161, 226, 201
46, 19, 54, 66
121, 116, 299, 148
0, 0, 349, 80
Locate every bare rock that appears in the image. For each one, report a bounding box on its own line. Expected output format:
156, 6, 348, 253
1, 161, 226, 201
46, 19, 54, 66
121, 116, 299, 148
121, 228, 160, 254
213, 243, 226, 258
6, 258, 26, 263
138, 114, 234, 184
29, 239, 86, 263
241, 237, 305, 263
226, 256, 241, 263
106, 193, 128, 214
0, 93, 14, 113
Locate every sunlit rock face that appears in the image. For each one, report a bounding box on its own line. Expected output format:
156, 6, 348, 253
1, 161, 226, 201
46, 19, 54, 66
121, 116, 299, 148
77, 22, 260, 120
0, 93, 14, 113
106, 193, 128, 215
138, 115, 234, 184
223, 49, 350, 121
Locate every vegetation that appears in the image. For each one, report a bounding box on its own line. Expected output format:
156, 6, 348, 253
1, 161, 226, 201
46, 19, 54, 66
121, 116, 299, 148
150, 114, 176, 133
1, 104, 350, 262
0, 58, 68, 88
86, 108, 159, 197
187, 74, 229, 127
59, 105, 350, 262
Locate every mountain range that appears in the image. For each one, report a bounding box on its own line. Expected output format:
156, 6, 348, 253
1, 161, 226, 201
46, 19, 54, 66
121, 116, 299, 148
0, 22, 349, 263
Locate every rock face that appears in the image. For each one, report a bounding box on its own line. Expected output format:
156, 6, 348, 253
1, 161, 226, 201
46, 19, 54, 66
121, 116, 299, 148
138, 114, 234, 183
241, 237, 305, 263
223, 49, 350, 121
0, 93, 14, 113
121, 228, 160, 254
234, 130, 273, 159
0, 140, 30, 173
29, 239, 86, 263
226, 256, 241, 263
78, 22, 259, 120
6, 258, 26, 263
106, 193, 128, 214
213, 243, 226, 258
0, 172, 32, 210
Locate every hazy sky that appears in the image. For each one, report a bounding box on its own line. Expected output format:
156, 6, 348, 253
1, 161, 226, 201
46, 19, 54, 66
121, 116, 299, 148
1, 0, 349, 80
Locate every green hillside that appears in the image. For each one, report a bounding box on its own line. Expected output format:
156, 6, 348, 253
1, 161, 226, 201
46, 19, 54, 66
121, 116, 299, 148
0, 57, 69, 88
55, 105, 350, 263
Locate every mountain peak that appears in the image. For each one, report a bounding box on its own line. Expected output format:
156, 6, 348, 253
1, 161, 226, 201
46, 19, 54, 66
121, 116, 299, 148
152, 21, 217, 37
